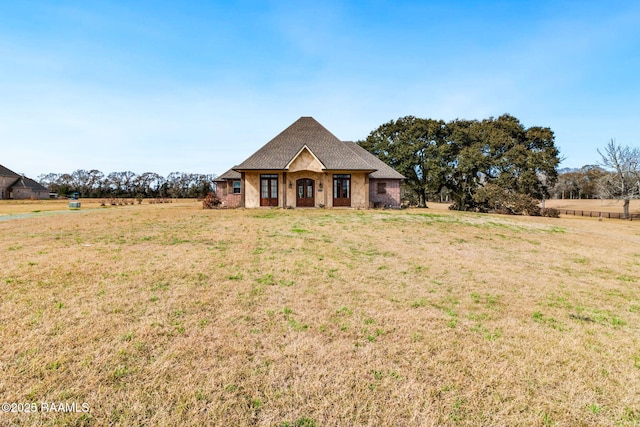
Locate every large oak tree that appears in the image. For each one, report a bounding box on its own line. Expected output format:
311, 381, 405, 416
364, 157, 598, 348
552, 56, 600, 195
359, 116, 448, 207
360, 114, 561, 211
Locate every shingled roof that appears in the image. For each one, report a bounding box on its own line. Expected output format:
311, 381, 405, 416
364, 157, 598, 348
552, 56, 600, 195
343, 142, 406, 180
214, 168, 241, 182
10, 176, 49, 192
0, 164, 21, 178
234, 117, 375, 171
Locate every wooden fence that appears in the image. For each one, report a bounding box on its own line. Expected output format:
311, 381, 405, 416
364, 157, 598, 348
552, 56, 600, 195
557, 209, 640, 220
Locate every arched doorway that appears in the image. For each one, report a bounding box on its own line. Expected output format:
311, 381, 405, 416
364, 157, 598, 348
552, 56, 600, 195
296, 178, 314, 207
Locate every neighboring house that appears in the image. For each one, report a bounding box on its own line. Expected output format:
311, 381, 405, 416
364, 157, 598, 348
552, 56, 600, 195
0, 164, 49, 200
218, 117, 404, 208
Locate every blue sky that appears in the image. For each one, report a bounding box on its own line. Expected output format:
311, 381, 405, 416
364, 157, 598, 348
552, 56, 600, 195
2, 0, 639, 178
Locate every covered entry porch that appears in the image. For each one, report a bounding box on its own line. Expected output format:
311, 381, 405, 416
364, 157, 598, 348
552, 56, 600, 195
241, 170, 368, 209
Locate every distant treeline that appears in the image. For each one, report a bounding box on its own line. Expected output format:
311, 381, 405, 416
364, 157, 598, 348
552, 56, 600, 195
552, 165, 620, 199
38, 170, 216, 199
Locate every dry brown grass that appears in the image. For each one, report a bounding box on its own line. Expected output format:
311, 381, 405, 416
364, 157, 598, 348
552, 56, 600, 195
545, 198, 639, 214
1, 201, 639, 426
0, 199, 106, 216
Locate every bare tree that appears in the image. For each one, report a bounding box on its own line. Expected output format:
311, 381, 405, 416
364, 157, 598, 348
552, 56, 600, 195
105, 171, 138, 196
37, 169, 217, 199
38, 173, 60, 192
71, 169, 91, 196
87, 169, 105, 197
598, 139, 640, 218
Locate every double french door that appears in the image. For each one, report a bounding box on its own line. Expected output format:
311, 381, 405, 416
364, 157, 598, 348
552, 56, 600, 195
260, 174, 278, 206
296, 179, 314, 207
333, 174, 351, 207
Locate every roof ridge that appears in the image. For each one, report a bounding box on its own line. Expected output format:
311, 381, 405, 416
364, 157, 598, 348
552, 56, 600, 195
234, 117, 375, 171
284, 144, 326, 170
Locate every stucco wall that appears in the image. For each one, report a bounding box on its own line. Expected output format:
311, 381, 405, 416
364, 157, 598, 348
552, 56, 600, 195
288, 148, 324, 173
325, 172, 368, 208
350, 173, 368, 209
243, 172, 286, 208
284, 171, 326, 208
243, 172, 260, 208
241, 171, 370, 208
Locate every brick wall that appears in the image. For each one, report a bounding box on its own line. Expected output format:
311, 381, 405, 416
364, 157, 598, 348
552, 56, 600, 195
369, 179, 401, 208
217, 181, 242, 208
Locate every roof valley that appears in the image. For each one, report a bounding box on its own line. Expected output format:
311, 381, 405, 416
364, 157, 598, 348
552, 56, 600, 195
216, 117, 405, 180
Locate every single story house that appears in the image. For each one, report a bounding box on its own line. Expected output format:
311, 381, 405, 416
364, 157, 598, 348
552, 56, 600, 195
215, 117, 404, 208
0, 164, 49, 200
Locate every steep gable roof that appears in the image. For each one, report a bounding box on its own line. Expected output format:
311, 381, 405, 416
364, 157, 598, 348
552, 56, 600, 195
285, 145, 325, 172
0, 164, 21, 178
9, 176, 49, 192
343, 142, 406, 180
234, 117, 374, 171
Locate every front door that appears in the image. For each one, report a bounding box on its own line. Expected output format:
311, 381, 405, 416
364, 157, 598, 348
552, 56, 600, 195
333, 174, 351, 207
260, 174, 279, 207
296, 178, 314, 207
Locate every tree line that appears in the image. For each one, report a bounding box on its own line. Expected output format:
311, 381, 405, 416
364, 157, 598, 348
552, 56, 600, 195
359, 114, 560, 214
37, 170, 216, 199
552, 140, 640, 218
551, 165, 605, 199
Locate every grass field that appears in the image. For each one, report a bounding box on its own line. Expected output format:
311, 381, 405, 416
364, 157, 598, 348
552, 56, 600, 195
545, 198, 640, 214
1, 200, 639, 426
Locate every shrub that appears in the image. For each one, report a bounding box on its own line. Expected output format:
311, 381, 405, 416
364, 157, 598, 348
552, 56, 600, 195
202, 192, 221, 209
511, 193, 540, 216
540, 208, 560, 218
473, 184, 540, 216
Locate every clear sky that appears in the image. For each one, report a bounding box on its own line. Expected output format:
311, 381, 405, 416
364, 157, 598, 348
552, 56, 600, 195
2, 0, 639, 179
